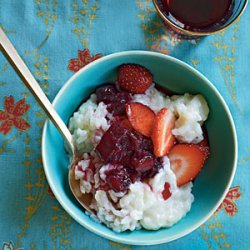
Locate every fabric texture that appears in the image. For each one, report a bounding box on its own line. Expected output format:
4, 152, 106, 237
0, 0, 249, 249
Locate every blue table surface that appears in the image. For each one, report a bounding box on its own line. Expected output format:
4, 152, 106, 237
0, 1, 249, 249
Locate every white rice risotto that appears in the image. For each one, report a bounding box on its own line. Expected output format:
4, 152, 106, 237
92, 157, 193, 232
69, 94, 110, 153
70, 84, 209, 232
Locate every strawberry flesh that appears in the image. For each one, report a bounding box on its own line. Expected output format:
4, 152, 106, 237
126, 102, 155, 137
151, 108, 176, 157
169, 144, 210, 186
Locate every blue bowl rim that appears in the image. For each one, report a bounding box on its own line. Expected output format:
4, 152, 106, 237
41, 50, 238, 245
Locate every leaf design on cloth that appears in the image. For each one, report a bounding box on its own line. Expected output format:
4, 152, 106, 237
0, 110, 10, 120
216, 186, 241, 217
0, 96, 30, 136
12, 99, 30, 117
4, 96, 15, 114
0, 120, 13, 135
68, 48, 102, 72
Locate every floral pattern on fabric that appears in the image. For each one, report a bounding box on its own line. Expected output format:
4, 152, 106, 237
216, 186, 241, 216
2, 241, 23, 250
0, 96, 30, 135
68, 49, 102, 72
0, 0, 249, 249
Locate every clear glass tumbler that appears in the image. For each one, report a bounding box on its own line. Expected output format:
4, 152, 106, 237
153, 0, 248, 38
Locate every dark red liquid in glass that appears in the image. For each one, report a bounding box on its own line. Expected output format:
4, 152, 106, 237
162, 0, 233, 30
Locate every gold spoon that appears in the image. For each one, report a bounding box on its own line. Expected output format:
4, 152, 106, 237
0, 27, 93, 213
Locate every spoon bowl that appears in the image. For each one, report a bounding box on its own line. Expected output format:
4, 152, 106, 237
69, 158, 93, 213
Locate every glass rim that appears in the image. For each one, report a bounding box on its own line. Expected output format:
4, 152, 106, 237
153, 0, 249, 36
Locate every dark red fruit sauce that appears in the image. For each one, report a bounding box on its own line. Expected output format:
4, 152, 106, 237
162, 0, 233, 30
95, 84, 164, 193
96, 84, 132, 116
96, 123, 163, 192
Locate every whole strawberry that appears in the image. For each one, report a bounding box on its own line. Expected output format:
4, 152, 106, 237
117, 64, 153, 94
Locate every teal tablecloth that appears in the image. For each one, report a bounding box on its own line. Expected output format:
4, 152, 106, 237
0, 1, 249, 249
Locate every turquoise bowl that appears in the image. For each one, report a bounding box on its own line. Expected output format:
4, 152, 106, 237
42, 51, 237, 245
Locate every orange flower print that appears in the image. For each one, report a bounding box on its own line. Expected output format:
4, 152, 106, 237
68, 48, 102, 72
0, 96, 30, 135
216, 186, 241, 217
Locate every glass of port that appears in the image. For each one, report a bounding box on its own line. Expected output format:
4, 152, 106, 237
153, 0, 248, 38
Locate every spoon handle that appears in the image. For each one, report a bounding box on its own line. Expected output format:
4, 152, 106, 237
0, 27, 75, 154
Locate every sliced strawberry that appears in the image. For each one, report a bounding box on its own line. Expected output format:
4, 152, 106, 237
199, 145, 210, 159
126, 102, 155, 137
151, 108, 176, 157
117, 64, 153, 94
162, 182, 172, 200
169, 144, 210, 186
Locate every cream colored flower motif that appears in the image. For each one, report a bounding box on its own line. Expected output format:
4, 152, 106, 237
2, 241, 23, 250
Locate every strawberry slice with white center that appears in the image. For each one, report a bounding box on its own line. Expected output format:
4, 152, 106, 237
169, 144, 210, 186
126, 102, 155, 137
151, 108, 176, 157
